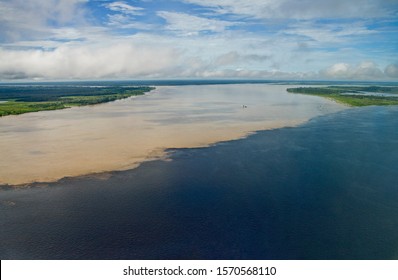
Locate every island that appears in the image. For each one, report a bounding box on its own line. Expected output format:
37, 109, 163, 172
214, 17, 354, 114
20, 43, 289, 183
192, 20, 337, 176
287, 86, 398, 106
0, 85, 154, 117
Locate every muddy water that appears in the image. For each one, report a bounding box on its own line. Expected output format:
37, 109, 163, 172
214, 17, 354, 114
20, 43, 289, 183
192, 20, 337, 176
0, 84, 345, 185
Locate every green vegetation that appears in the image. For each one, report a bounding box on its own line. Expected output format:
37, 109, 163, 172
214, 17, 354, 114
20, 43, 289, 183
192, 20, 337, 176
287, 86, 398, 107
0, 86, 154, 117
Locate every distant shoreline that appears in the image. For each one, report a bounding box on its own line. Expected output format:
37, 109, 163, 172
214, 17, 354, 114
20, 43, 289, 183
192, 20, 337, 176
3, 82, 398, 117
287, 86, 398, 106
0, 86, 154, 117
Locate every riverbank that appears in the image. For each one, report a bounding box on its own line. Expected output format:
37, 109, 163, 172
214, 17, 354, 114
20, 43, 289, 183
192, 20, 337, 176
0, 86, 154, 117
287, 86, 398, 106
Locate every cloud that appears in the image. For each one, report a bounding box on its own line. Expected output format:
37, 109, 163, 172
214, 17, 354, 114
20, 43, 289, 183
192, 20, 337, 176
107, 14, 156, 30
385, 64, 398, 78
180, 67, 316, 80
104, 1, 148, 29
0, 0, 88, 42
104, 1, 144, 15
0, 0, 396, 81
0, 41, 180, 80
283, 21, 376, 43
320, 61, 385, 80
320, 63, 351, 79
181, 0, 395, 19
157, 11, 235, 35
0, 30, 295, 80
1, 26, 394, 81
1, 38, 395, 80
215, 51, 270, 66
107, 14, 134, 26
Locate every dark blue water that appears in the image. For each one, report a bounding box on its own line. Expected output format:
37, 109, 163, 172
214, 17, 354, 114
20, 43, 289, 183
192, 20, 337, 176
1, 106, 398, 259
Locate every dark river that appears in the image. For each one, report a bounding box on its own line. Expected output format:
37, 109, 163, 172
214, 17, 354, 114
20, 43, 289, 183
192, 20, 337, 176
1, 104, 398, 259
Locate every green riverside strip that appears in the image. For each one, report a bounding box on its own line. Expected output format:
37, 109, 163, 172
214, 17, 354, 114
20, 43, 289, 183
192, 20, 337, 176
287, 86, 398, 106
0, 86, 154, 117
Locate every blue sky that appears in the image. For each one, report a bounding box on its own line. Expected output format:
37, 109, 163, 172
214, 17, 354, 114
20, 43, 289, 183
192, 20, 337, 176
0, 0, 397, 80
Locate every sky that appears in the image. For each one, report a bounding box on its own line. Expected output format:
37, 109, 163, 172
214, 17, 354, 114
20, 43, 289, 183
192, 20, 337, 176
0, 0, 397, 81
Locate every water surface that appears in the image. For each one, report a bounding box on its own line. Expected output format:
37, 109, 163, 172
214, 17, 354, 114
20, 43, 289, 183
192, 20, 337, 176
0, 84, 344, 185
1, 105, 397, 259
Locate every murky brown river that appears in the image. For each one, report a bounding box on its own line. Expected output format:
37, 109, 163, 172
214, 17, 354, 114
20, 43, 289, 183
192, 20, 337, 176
0, 84, 345, 185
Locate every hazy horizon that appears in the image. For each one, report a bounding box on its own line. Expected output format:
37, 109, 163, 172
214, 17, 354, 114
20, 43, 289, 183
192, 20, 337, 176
1, 79, 398, 85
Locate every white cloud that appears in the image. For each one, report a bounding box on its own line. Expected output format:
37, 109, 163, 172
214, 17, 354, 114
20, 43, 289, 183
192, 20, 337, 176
105, 1, 144, 15
103, 1, 147, 29
385, 64, 398, 78
321, 62, 351, 78
320, 61, 385, 80
1, 21, 395, 81
0, 0, 88, 42
283, 21, 376, 43
0, 0, 396, 81
0, 41, 180, 80
2, 26, 112, 50
107, 13, 140, 27
107, 14, 156, 30
215, 51, 270, 66
183, 68, 314, 79
1, 36, 394, 80
181, 0, 395, 19
157, 11, 235, 35
1, 26, 393, 81
0, 30, 288, 80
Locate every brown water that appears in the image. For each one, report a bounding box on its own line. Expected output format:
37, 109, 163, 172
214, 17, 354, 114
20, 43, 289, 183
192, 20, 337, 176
0, 84, 345, 185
